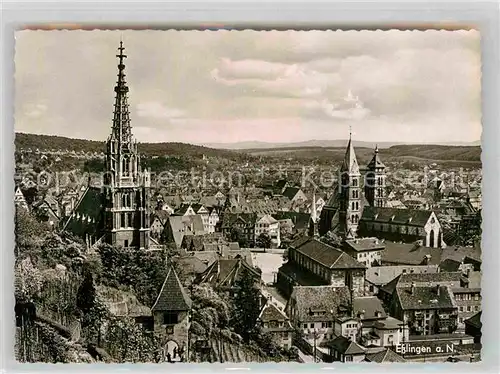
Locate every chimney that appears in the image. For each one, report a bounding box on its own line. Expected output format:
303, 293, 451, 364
410, 282, 416, 295
358, 309, 365, 320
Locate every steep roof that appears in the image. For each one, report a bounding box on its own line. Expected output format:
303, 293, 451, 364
395, 285, 456, 310
197, 258, 261, 288
258, 302, 288, 323
63, 186, 102, 236
464, 311, 482, 329
366, 146, 386, 170
361, 206, 434, 227
353, 296, 386, 320
340, 136, 360, 175
326, 335, 365, 355
289, 286, 351, 322
282, 187, 301, 201
151, 267, 192, 312
293, 238, 365, 269
365, 348, 405, 363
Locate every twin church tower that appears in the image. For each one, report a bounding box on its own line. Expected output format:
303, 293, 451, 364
319, 132, 387, 238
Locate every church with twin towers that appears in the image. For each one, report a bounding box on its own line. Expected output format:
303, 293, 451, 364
319, 132, 445, 249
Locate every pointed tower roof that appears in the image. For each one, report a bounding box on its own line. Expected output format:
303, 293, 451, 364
109, 40, 133, 142
341, 131, 360, 175
151, 266, 192, 312
367, 145, 386, 169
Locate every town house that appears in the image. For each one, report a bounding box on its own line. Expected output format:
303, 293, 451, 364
256, 302, 294, 349
391, 284, 458, 336
277, 237, 366, 298
255, 214, 281, 248
342, 237, 385, 268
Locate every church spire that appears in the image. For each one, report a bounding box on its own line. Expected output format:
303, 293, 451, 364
111, 40, 132, 142
341, 126, 360, 175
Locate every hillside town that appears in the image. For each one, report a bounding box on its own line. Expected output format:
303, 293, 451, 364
14, 42, 482, 364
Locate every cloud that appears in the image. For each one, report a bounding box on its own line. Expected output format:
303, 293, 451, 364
136, 101, 186, 119
14, 29, 481, 144
211, 59, 340, 99
23, 103, 48, 118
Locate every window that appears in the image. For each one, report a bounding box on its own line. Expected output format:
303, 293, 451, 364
163, 312, 179, 325
345, 356, 353, 362
474, 294, 479, 301
474, 306, 479, 311
121, 213, 126, 228
303, 323, 308, 329
310, 323, 314, 328
124, 239, 128, 248
467, 306, 471, 312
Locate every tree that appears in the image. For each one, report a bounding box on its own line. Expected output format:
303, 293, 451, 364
321, 230, 343, 248
76, 269, 96, 315
256, 233, 272, 249
231, 269, 261, 342
229, 227, 248, 247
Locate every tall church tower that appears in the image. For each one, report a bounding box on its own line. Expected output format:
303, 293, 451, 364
102, 41, 151, 249
338, 132, 361, 238
365, 145, 386, 208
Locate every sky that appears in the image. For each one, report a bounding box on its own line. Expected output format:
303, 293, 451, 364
15, 29, 481, 145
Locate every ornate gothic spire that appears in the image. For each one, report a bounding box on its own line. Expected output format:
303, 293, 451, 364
111, 40, 132, 143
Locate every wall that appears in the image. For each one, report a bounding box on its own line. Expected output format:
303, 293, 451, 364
153, 310, 190, 353
330, 270, 345, 287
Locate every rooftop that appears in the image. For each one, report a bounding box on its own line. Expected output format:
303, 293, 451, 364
289, 286, 350, 322
344, 237, 386, 252
395, 285, 456, 310
151, 267, 192, 312
293, 238, 365, 269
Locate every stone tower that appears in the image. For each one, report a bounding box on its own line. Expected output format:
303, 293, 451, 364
338, 132, 361, 238
102, 41, 151, 249
364, 145, 386, 208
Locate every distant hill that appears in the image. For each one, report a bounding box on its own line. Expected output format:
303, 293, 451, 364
15, 132, 251, 161
203, 139, 481, 150
243, 144, 481, 164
